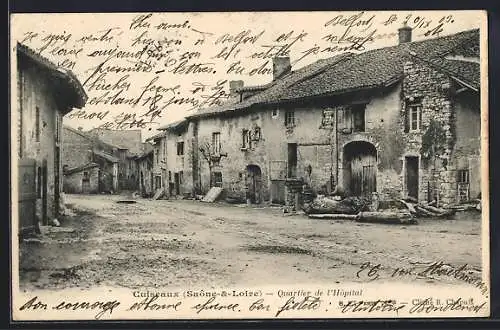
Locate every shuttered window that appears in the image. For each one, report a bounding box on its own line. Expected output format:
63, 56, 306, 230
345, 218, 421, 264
212, 132, 221, 154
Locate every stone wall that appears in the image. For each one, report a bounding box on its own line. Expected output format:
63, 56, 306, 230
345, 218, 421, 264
63, 167, 99, 194
18, 62, 61, 221
336, 84, 404, 200
402, 58, 477, 205
194, 104, 334, 202
62, 128, 93, 169
164, 128, 192, 197
137, 155, 154, 196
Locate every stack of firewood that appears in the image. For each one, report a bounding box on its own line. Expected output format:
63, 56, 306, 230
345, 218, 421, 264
400, 200, 455, 218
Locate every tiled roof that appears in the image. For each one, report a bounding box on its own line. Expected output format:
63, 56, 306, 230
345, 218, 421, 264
64, 162, 99, 175
17, 43, 87, 110
237, 83, 272, 92
145, 131, 166, 142
63, 125, 123, 150
93, 149, 120, 163
279, 29, 479, 101
64, 125, 92, 140
137, 142, 154, 158
417, 56, 480, 90
88, 128, 143, 155
189, 52, 353, 118
190, 29, 479, 118
157, 118, 188, 131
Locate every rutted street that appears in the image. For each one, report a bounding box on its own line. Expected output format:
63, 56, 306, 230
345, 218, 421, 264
19, 194, 483, 292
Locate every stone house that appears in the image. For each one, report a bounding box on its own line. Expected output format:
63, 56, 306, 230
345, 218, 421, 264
15, 43, 87, 233
62, 126, 120, 193
146, 131, 167, 192
63, 163, 100, 194
178, 27, 480, 207
88, 128, 142, 191
136, 142, 154, 197
156, 119, 194, 198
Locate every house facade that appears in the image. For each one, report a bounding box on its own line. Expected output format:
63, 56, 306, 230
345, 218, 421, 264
157, 119, 194, 198
136, 143, 154, 197
146, 131, 167, 193
88, 128, 142, 191
63, 163, 100, 194
16, 43, 87, 233
151, 27, 481, 207
62, 126, 120, 194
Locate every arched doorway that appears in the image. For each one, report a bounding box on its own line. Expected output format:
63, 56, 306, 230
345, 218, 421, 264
246, 164, 262, 204
343, 141, 377, 197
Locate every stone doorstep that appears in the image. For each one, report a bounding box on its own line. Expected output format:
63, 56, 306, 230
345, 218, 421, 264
39, 225, 76, 234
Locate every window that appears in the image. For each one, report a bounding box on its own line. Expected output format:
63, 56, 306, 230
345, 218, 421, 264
155, 175, 162, 189
406, 102, 423, 132
284, 110, 295, 127
168, 171, 172, 182
242, 129, 251, 149
177, 141, 184, 156
212, 132, 221, 154
458, 169, 470, 183
212, 172, 223, 187
35, 106, 40, 142
155, 149, 159, 164
272, 109, 279, 118
179, 171, 184, 184
457, 169, 470, 202
83, 171, 90, 181
352, 104, 365, 132
337, 104, 366, 133
321, 109, 335, 127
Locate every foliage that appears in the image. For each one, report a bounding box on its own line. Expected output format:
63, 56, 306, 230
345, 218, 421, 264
420, 119, 447, 160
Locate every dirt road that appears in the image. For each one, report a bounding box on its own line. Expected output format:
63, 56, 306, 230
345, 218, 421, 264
18, 194, 483, 291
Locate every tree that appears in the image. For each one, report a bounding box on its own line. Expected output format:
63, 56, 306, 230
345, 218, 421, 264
199, 141, 227, 188
420, 119, 448, 205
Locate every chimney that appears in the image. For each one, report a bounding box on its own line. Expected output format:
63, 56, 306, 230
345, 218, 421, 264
272, 56, 291, 80
229, 80, 244, 97
398, 24, 412, 44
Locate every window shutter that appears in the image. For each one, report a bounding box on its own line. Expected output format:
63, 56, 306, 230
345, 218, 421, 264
337, 108, 344, 129
418, 105, 423, 130
344, 107, 352, 130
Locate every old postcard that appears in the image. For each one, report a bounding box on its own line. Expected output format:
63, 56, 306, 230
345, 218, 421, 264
10, 10, 489, 320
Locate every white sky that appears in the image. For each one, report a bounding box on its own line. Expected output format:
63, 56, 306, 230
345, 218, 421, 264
10, 11, 483, 140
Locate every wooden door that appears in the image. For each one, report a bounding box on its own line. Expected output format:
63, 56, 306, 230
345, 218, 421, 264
287, 143, 297, 178
42, 160, 48, 225
406, 156, 419, 200
174, 173, 180, 195
54, 146, 60, 217
18, 158, 37, 234
246, 165, 262, 203
350, 154, 376, 197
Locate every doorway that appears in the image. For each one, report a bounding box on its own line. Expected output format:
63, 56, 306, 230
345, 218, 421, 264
174, 172, 180, 195
18, 158, 37, 234
287, 143, 297, 178
82, 171, 91, 193
246, 165, 262, 203
405, 156, 419, 201
343, 141, 377, 197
